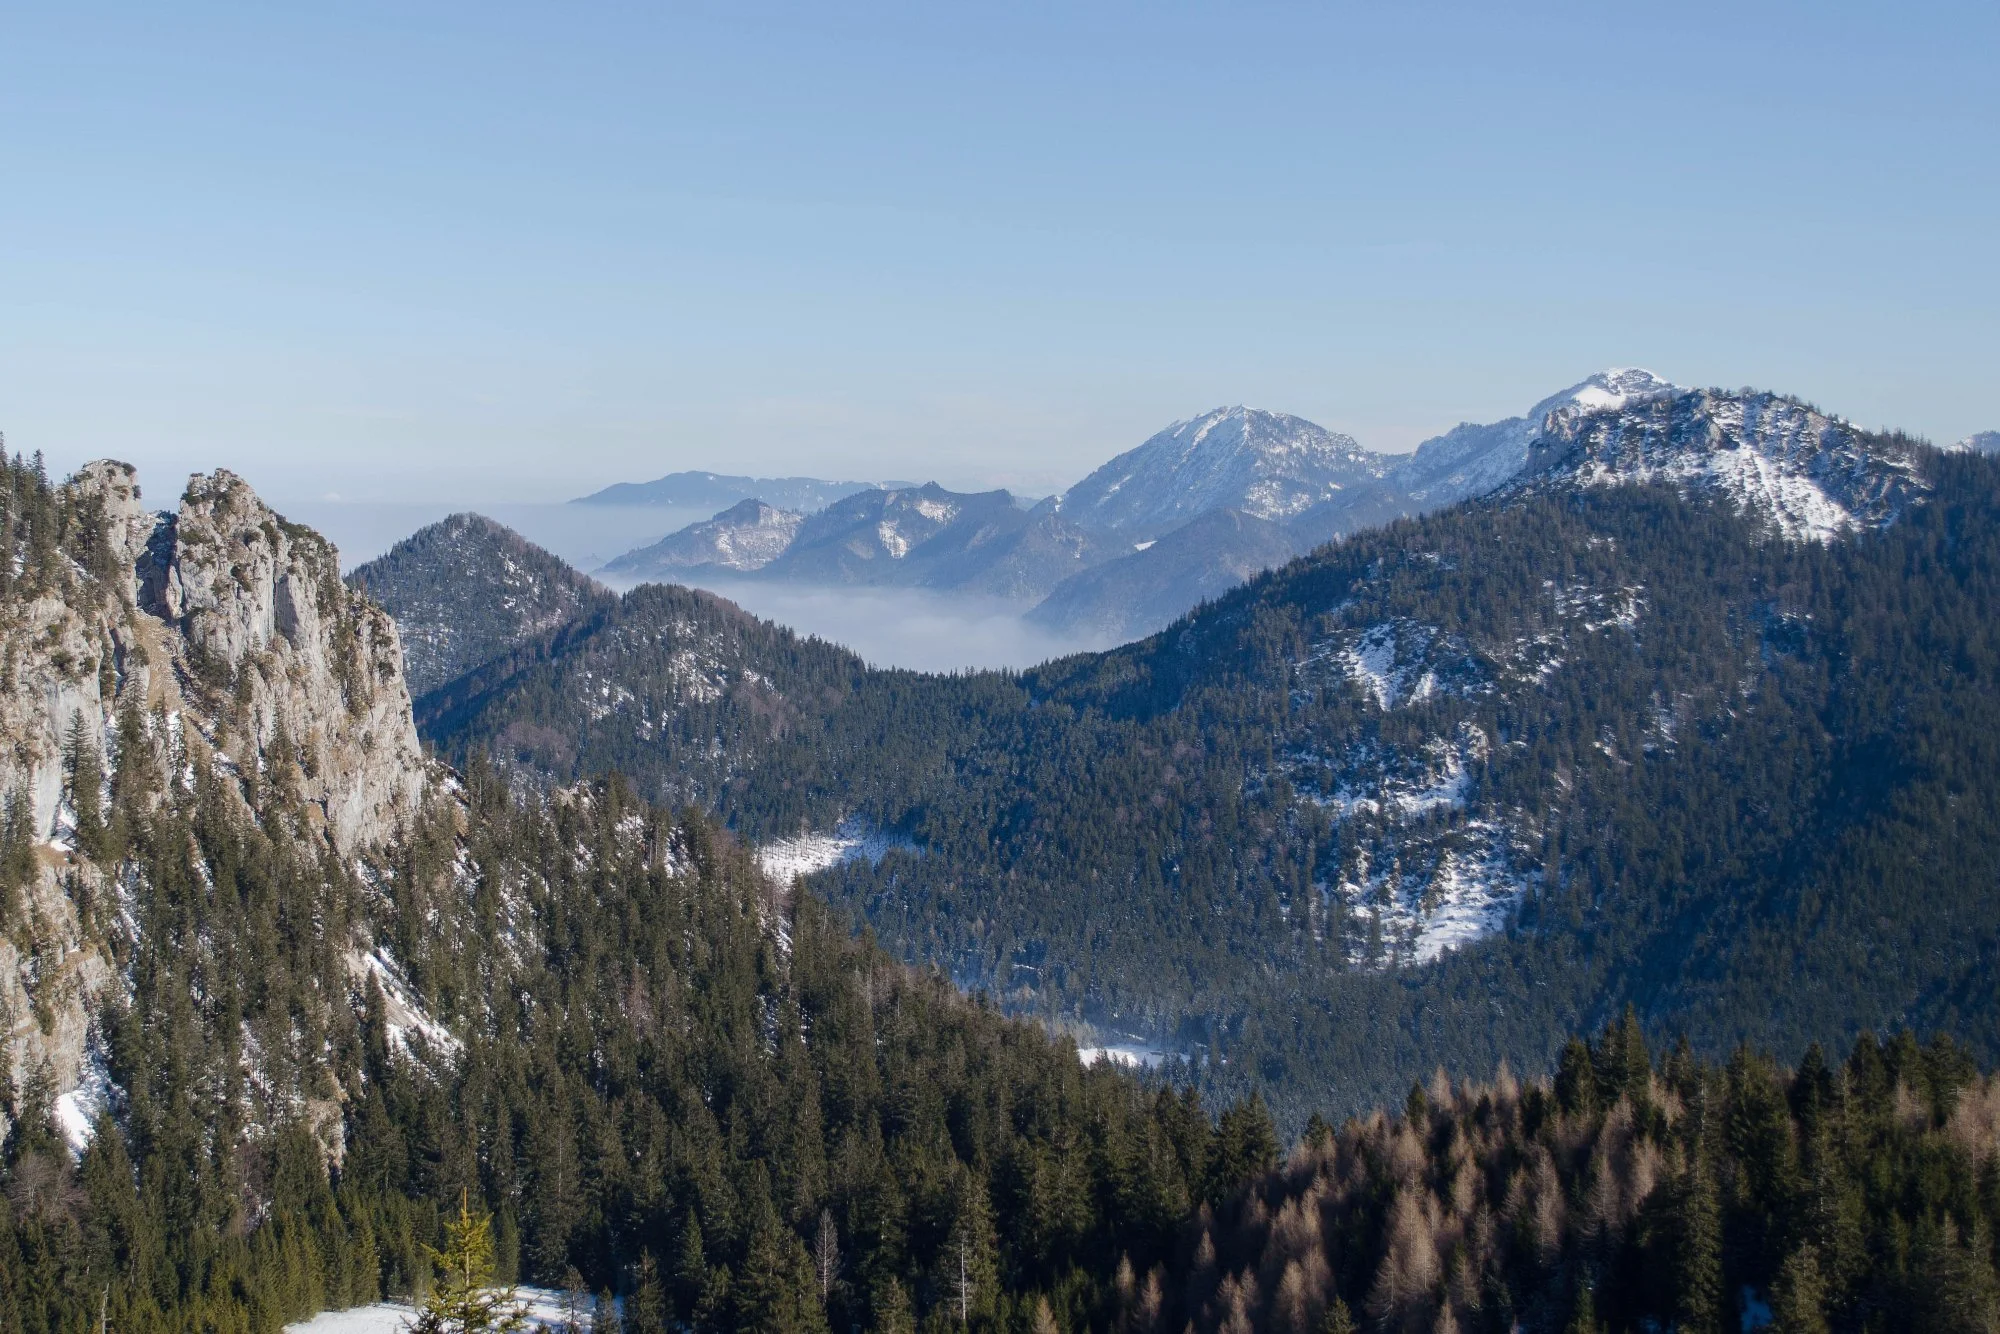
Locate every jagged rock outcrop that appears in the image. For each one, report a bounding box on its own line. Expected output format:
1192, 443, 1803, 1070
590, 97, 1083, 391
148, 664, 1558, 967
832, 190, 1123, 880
140, 469, 425, 852
1, 461, 427, 1148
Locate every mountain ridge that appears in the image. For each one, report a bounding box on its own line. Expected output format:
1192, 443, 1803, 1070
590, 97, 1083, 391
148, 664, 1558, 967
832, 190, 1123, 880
572, 468, 906, 512
598, 497, 805, 580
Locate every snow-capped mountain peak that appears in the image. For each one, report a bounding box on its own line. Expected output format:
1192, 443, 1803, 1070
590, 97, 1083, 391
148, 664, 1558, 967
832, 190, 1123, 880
1062, 405, 1387, 539
1532, 367, 1679, 425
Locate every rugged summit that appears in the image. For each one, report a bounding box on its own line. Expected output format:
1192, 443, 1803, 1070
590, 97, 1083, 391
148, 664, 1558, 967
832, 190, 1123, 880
1060, 405, 1388, 540
1388, 368, 1677, 509
1520, 384, 1929, 539
1953, 430, 2000, 457
1027, 379, 1686, 642
349, 512, 611, 696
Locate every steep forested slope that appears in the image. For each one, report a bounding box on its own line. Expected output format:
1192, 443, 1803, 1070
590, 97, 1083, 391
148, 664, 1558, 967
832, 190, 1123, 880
407, 400, 2000, 1124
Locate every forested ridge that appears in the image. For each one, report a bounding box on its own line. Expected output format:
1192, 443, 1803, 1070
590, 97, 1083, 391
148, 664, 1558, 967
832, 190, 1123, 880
0, 747, 1278, 1332
400, 445, 2000, 1123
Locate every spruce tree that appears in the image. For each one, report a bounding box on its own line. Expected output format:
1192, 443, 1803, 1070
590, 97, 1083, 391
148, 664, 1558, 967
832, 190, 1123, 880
626, 1251, 667, 1334
1672, 1151, 1723, 1334
410, 1192, 528, 1334
1771, 1244, 1830, 1334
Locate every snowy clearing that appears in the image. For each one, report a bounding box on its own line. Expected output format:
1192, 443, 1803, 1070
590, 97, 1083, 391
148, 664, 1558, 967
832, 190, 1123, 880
1077, 1042, 1172, 1069
756, 819, 918, 886
285, 1289, 586, 1334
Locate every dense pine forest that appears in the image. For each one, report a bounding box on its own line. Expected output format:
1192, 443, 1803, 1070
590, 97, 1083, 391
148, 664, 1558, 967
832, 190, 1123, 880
0, 445, 1282, 1331
399, 446, 2000, 1124
0, 708, 1275, 1331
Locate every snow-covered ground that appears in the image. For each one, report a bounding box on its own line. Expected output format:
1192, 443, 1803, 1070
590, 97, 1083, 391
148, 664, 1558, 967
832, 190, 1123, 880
286, 1288, 589, 1334
53, 1039, 113, 1155
1340, 623, 1438, 710
1336, 821, 1530, 968
756, 819, 918, 886
1076, 1042, 1172, 1069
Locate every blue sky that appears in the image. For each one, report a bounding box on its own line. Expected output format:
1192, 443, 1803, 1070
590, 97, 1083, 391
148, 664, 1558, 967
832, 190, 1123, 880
3, 1, 1995, 503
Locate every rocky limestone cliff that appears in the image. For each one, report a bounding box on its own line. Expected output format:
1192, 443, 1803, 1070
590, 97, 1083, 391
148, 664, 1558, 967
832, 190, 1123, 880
0, 460, 426, 1148
141, 469, 424, 851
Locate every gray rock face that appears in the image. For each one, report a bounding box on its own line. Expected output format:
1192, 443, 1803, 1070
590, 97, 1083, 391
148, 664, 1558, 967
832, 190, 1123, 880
0, 463, 431, 1146
145, 470, 426, 851
600, 499, 805, 580
1952, 431, 2000, 457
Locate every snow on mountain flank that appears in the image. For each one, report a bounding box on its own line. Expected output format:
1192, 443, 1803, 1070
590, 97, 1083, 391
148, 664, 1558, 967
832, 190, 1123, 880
1061, 405, 1389, 537
1298, 619, 1487, 712
1390, 369, 1677, 509
54, 1036, 114, 1155
1527, 385, 1928, 542
349, 947, 461, 1058
757, 818, 919, 886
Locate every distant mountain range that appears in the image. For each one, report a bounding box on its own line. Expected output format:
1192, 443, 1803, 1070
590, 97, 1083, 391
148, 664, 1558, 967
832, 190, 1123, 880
585, 370, 1746, 641
1954, 430, 2000, 456
597, 498, 805, 581
573, 469, 913, 513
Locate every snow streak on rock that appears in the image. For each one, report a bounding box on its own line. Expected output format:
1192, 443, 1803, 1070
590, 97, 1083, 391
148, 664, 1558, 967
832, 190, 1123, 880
350, 948, 461, 1059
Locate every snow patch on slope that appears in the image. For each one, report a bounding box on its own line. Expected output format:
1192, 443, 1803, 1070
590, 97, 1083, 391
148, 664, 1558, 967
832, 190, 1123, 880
1533, 386, 1928, 543
54, 1034, 114, 1156
350, 948, 461, 1059
757, 818, 918, 886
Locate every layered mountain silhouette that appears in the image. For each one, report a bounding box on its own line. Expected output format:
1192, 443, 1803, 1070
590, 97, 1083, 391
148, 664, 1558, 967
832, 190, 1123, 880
588, 370, 1825, 642
359, 374, 2000, 1120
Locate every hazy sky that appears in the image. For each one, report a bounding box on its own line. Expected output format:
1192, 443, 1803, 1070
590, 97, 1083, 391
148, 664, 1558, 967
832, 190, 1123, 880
4, 1, 1995, 505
